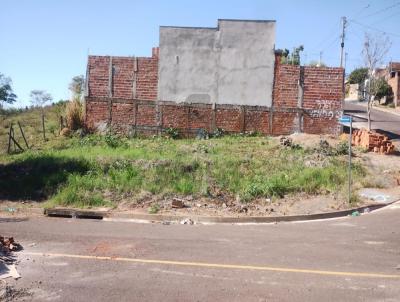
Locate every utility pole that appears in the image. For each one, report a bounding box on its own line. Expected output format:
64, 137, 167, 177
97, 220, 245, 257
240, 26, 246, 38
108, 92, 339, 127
340, 16, 347, 68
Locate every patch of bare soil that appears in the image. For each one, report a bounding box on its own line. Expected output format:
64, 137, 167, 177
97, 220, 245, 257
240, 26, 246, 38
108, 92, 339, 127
0, 201, 43, 219
285, 133, 342, 149
355, 148, 400, 189
116, 192, 374, 218
0, 281, 31, 302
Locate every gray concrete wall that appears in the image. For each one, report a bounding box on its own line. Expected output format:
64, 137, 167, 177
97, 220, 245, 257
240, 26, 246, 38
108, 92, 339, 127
158, 19, 276, 106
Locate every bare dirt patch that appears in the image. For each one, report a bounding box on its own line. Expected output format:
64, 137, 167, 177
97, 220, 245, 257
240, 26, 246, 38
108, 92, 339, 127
116, 192, 377, 218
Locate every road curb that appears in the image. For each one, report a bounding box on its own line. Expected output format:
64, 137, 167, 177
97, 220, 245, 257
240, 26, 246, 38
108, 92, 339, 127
41, 201, 397, 224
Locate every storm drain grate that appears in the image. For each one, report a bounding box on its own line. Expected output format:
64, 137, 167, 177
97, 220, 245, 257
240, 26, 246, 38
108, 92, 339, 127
44, 208, 104, 220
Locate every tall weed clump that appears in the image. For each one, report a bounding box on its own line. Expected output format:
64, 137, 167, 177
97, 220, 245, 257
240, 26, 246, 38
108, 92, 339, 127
65, 97, 84, 130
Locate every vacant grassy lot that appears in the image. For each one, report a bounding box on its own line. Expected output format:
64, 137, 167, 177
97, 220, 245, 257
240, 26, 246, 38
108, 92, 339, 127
0, 133, 365, 209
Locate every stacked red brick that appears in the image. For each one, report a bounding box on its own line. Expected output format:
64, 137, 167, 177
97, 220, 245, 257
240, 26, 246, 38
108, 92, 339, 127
352, 129, 395, 154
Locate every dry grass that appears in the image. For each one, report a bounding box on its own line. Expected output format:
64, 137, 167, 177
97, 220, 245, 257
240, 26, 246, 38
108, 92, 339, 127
65, 98, 83, 130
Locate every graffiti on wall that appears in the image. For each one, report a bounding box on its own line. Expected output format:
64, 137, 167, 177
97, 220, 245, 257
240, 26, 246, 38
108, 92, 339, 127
309, 100, 342, 119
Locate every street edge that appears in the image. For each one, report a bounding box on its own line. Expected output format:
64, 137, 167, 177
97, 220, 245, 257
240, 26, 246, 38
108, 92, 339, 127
41, 201, 397, 224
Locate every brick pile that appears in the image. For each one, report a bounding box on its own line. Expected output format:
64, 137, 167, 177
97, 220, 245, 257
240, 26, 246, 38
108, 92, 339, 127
352, 129, 395, 154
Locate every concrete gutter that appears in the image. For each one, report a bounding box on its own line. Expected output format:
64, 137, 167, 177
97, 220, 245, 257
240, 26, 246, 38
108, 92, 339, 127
41, 201, 397, 224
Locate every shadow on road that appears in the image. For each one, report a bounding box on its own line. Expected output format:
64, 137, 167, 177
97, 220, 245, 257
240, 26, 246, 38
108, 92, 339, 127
375, 129, 400, 141
0, 218, 29, 223
344, 109, 366, 114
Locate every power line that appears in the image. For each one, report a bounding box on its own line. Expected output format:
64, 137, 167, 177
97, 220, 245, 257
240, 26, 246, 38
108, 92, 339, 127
359, 1, 400, 18
309, 20, 341, 51
321, 36, 341, 52
350, 3, 371, 19
348, 19, 400, 38
371, 9, 400, 26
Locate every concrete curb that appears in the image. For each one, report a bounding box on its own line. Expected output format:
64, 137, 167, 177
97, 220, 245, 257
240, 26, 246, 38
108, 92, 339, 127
41, 201, 396, 224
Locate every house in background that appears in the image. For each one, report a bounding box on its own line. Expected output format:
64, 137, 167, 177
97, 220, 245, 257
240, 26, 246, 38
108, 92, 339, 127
388, 62, 400, 107
372, 62, 400, 106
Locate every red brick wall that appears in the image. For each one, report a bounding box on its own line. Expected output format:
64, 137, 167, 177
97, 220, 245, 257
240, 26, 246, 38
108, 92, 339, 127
85, 100, 109, 130
111, 102, 135, 133
162, 105, 188, 129
85, 51, 344, 136
272, 61, 344, 135
136, 57, 158, 100
273, 65, 300, 108
87, 48, 158, 101
88, 56, 110, 98
188, 106, 213, 131
215, 108, 242, 132
112, 57, 135, 99
245, 110, 269, 134
136, 103, 157, 126
272, 112, 298, 135
302, 67, 344, 134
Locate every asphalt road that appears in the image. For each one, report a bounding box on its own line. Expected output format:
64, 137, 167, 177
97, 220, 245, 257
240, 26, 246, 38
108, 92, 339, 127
344, 101, 400, 140
1, 202, 400, 302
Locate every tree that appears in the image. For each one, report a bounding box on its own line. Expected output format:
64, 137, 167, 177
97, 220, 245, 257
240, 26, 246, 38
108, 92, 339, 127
30, 90, 53, 140
370, 78, 392, 100
69, 75, 85, 99
348, 67, 368, 85
362, 32, 391, 130
30, 90, 53, 108
290, 45, 304, 65
0, 73, 17, 108
308, 60, 327, 67
277, 48, 290, 64
278, 46, 304, 66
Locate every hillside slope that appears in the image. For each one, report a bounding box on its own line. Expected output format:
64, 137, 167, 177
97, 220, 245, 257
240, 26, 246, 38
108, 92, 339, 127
0, 102, 66, 154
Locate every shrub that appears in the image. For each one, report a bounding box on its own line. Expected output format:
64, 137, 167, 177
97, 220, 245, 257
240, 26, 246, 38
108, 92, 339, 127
165, 127, 179, 139
335, 141, 349, 155
196, 128, 209, 140
104, 133, 126, 148
48, 124, 57, 136
65, 98, 83, 130
212, 128, 225, 138
79, 135, 102, 147
148, 203, 160, 214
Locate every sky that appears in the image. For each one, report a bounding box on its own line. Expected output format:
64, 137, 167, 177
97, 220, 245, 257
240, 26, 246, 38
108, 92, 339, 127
1, 0, 400, 107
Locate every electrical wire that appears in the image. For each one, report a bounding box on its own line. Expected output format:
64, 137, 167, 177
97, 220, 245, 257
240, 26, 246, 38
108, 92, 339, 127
350, 3, 371, 19
371, 9, 400, 26
348, 19, 400, 38
309, 20, 341, 52
359, 1, 400, 19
